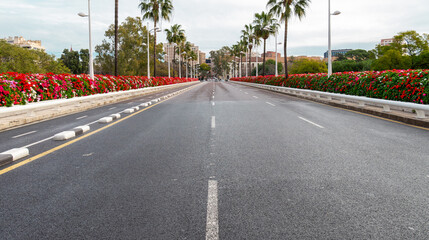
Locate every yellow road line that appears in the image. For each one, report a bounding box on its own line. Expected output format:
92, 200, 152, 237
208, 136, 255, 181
0, 84, 199, 176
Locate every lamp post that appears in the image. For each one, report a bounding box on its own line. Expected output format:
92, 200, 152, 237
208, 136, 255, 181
275, 35, 282, 77
165, 54, 171, 78
239, 51, 244, 78
179, 51, 186, 78
146, 22, 161, 79
78, 0, 94, 80
328, 0, 341, 77
254, 39, 259, 77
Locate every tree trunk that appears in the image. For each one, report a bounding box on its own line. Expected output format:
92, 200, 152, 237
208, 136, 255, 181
263, 38, 267, 76
153, 21, 157, 78
114, 0, 118, 76
284, 20, 289, 79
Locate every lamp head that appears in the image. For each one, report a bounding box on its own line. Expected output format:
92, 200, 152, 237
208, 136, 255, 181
332, 11, 341, 15
78, 12, 88, 17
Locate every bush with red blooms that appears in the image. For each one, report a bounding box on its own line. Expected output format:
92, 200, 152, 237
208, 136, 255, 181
231, 70, 429, 104
0, 73, 197, 107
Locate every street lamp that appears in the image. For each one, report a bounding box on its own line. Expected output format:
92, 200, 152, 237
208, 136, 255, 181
275, 40, 282, 77
328, 0, 341, 77
239, 51, 245, 78
165, 54, 171, 78
146, 23, 161, 79
254, 39, 259, 77
179, 51, 186, 78
78, 0, 94, 80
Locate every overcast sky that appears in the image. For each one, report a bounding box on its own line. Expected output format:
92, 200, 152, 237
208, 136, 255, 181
1, 0, 428, 58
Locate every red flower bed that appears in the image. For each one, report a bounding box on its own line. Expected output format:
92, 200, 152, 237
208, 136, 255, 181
231, 69, 429, 104
0, 73, 196, 107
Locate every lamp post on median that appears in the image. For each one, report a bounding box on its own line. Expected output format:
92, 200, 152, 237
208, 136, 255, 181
275, 36, 282, 77
78, 0, 94, 80
165, 54, 171, 78
328, 0, 341, 77
179, 51, 186, 78
146, 23, 161, 79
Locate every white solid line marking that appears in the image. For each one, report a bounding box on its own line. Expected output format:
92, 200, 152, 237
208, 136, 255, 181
12, 131, 37, 139
211, 116, 216, 129
298, 117, 325, 129
22, 136, 54, 148
266, 102, 276, 106
108, 107, 117, 110
253, 96, 258, 99
206, 180, 219, 240
76, 115, 88, 120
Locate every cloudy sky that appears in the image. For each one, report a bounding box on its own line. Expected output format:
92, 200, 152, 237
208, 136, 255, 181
1, 0, 428, 58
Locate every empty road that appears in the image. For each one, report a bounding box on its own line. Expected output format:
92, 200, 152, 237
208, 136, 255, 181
1, 81, 428, 239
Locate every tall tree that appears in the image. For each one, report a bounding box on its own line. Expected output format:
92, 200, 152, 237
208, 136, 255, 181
0, 40, 69, 74
253, 11, 279, 76
267, 0, 311, 79
139, 0, 173, 78
240, 34, 249, 77
242, 24, 261, 77
95, 16, 163, 76
165, 24, 186, 77
114, 0, 119, 76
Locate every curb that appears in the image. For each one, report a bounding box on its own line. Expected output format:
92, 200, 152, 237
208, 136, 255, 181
0, 148, 30, 166
232, 82, 429, 129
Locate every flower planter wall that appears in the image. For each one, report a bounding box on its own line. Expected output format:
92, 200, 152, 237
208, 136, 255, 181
231, 70, 429, 104
0, 73, 196, 107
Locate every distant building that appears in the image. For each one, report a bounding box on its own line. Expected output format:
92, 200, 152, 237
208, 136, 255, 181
381, 38, 394, 46
3, 36, 45, 51
163, 42, 205, 67
323, 49, 352, 59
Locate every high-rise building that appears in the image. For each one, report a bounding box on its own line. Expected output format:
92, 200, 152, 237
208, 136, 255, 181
3, 36, 45, 51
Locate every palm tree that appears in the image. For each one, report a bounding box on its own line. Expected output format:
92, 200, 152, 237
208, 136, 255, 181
267, 0, 311, 78
114, 0, 119, 76
253, 11, 279, 76
230, 44, 240, 78
241, 24, 261, 76
237, 40, 247, 78
139, 0, 173, 78
240, 34, 249, 77
165, 24, 185, 77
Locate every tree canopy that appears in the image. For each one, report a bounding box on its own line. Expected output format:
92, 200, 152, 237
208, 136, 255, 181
0, 40, 70, 74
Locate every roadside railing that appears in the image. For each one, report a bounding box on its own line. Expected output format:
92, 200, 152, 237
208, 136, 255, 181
233, 81, 429, 119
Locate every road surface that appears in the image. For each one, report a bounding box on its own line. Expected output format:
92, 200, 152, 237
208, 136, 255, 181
1, 81, 428, 239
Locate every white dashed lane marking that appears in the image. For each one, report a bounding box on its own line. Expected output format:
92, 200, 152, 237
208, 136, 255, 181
12, 131, 37, 139
76, 115, 88, 120
211, 116, 216, 129
108, 107, 117, 110
253, 96, 258, 99
206, 180, 219, 240
299, 117, 325, 129
266, 102, 276, 107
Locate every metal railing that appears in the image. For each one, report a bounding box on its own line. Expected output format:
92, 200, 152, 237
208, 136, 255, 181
233, 81, 429, 119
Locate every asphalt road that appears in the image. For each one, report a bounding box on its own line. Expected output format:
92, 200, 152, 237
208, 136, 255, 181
1, 81, 428, 239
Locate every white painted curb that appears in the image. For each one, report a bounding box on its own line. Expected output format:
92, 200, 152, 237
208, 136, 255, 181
74, 125, 90, 134
2, 148, 29, 161
123, 109, 135, 114
98, 117, 113, 123
53, 131, 76, 141
109, 113, 121, 120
